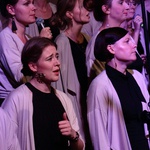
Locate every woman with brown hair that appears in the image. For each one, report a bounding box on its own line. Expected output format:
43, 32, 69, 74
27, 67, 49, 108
51, 0, 92, 149
2, 37, 84, 150
0, 0, 36, 105
86, 0, 129, 82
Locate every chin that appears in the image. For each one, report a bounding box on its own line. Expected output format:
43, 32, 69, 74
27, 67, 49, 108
52, 78, 59, 82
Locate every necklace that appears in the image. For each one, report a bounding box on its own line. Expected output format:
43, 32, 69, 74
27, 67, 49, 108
65, 31, 84, 44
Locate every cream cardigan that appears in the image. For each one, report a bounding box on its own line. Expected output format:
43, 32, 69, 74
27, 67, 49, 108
87, 69, 150, 150
2, 84, 84, 150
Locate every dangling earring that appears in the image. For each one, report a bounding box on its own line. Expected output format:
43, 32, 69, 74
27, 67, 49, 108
35, 72, 45, 83
12, 16, 17, 32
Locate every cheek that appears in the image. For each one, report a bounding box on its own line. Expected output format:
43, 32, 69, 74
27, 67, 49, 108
15, 10, 27, 19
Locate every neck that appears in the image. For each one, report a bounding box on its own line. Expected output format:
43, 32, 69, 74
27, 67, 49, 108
100, 18, 122, 31
30, 78, 51, 93
34, 0, 52, 18
65, 25, 83, 43
34, 0, 48, 8
107, 59, 127, 75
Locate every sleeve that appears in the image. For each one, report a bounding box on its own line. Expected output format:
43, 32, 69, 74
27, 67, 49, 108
2, 91, 20, 134
56, 90, 85, 144
87, 80, 111, 150
52, 34, 70, 93
0, 31, 23, 83
0, 108, 20, 150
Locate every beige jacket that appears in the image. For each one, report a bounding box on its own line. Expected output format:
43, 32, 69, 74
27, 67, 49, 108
2, 84, 84, 150
87, 69, 150, 150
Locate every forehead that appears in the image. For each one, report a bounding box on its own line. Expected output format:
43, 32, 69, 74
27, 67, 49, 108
112, 0, 126, 3
17, 0, 33, 4
42, 45, 57, 55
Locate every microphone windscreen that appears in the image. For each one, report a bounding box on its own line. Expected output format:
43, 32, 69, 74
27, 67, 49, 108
36, 18, 44, 28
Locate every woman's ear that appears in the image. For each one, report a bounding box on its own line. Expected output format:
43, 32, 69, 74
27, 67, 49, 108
28, 62, 37, 72
107, 44, 115, 54
102, 5, 110, 15
6, 4, 15, 16
66, 11, 73, 19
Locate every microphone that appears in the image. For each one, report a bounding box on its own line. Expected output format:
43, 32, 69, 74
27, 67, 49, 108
134, 14, 143, 27
36, 18, 44, 28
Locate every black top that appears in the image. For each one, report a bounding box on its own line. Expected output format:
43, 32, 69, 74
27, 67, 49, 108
25, 82, 69, 150
106, 65, 149, 150
69, 36, 88, 96
36, 17, 60, 41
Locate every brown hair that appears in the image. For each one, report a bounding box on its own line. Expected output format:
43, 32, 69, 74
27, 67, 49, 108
51, 0, 76, 30
21, 37, 57, 76
93, 0, 112, 22
0, 0, 18, 18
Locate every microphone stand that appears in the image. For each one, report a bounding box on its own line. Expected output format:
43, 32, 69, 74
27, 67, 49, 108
140, 0, 150, 91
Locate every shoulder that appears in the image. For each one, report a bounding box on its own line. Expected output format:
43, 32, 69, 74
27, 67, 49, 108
0, 27, 12, 37
2, 84, 32, 111
129, 69, 148, 91
55, 32, 68, 41
5, 84, 31, 101
0, 27, 19, 45
130, 69, 147, 85
130, 69, 145, 79
90, 70, 109, 87
55, 33, 70, 49
87, 71, 111, 98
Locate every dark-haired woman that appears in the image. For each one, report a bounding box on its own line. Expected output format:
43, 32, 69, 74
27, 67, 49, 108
87, 27, 150, 150
0, 0, 36, 105
2, 37, 84, 150
51, 0, 91, 147
86, 0, 129, 82
0, 0, 53, 105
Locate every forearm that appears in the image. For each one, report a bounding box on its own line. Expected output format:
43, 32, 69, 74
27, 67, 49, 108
132, 29, 140, 44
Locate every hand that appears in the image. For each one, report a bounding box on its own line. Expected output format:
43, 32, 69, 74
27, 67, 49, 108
58, 112, 76, 139
39, 27, 53, 39
133, 15, 143, 31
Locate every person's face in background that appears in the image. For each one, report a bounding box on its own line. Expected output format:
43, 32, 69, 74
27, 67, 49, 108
11, 0, 36, 26
71, 0, 90, 25
34, 45, 60, 82
108, 0, 129, 23
110, 33, 137, 64
126, 0, 138, 20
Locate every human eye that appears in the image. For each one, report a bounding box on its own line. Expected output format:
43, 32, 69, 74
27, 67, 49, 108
23, 0, 32, 6
23, 1, 30, 5
56, 53, 59, 59
125, 38, 130, 43
118, 0, 124, 4
46, 55, 53, 61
